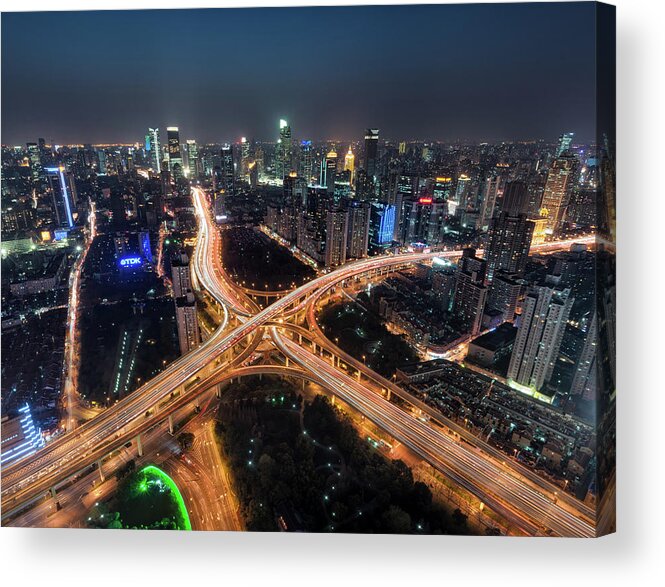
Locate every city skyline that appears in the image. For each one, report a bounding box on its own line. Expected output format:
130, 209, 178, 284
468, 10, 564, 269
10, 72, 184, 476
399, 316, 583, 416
2, 3, 600, 145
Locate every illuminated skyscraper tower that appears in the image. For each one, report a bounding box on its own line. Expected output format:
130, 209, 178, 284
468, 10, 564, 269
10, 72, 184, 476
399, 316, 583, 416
167, 127, 183, 180
556, 132, 575, 156
275, 118, 293, 180
186, 140, 199, 179
146, 128, 161, 173
540, 156, 578, 233
46, 166, 77, 229
344, 146, 355, 186
321, 150, 338, 194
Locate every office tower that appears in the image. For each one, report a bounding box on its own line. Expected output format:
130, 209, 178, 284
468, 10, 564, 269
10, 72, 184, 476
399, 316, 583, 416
487, 270, 523, 322
170, 252, 192, 298
175, 292, 200, 355
540, 156, 578, 233
220, 145, 235, 193
346, 200, 370, 260
478, 174, 505, 230
452, 248, 488, 335
571, 313, 598, 400
325, 206, 348, 268
323, 150, 338, 194
146, 128, 161, 173
186, 140, 199, 179
431, 258, 457, 312
344, 146, 355, 186
46, 166, 77, 229
240, 137, 250, 177
27, 142, 43, 183
369, 202, 396, 248
453, 173, 472, 212
275, 118, 293, 180
556, 132, 575, 156
398, 141, 406, 155
248, 160, 258, 188
96, 149, 108, 174
145, 128, 162, 173
433, 175, 453, 202
507, 284, 574, 393
400, 197, 447, 246
501, 180, 530, 216
364, 128, 379, 180
38, 137, 52, 168
299, 140, 313, 183
484, 212, 534, 282
167, 127, 183, 179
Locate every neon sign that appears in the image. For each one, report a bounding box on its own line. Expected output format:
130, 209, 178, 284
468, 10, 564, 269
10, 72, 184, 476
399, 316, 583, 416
419, 197, 433, 204
119, 256, 142, 267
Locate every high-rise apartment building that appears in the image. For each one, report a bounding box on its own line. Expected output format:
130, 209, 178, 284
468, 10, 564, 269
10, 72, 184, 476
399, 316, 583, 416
484, 212, 534, 282
540, 156, 578, 233
325, 206, 348, 268
452, 248, 488, 335
346, 200, 370, 260
507, 284, 574, 394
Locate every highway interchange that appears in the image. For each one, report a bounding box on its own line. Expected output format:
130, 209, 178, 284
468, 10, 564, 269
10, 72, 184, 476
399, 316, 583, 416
1, 185, 597, 536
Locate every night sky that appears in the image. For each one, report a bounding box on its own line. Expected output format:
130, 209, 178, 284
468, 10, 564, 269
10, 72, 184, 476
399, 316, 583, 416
2, 3, 599, 145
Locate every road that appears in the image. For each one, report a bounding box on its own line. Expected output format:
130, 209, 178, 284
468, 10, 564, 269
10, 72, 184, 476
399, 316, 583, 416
1, 180, 598, 536
61, 201, 97, 433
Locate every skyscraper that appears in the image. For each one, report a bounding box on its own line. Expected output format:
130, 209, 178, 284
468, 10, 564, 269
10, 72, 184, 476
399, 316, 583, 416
571, 313, 598, 400
507, 284, 574, 394
501, 180, 530, 216
275, 118, 293, 180
171, 252, 193, 298
220, 145, 235, 193
484, 212, 534, 282
540, 156, 578, 233
369, 202, 396, 248
46, 166, 77, 228
346, 200, 370, 260
186, 140, 199, 179
364, 128, 379, 180
167, 127, 183, 179
452, 248, 488, 335
556, 132, 575, 157
146, 128, 161, 173
299, 140, 313, 184
344, 146, 355, 186
175, 292, 200, 355
325, 206, 348, 268
323, 150, 338, 194
26, 142, 43, 183
478, 174, 505, 230
487, 270, 523, 322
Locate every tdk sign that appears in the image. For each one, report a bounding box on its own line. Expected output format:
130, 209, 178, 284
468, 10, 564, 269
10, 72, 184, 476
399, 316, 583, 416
119, 256, 142, 268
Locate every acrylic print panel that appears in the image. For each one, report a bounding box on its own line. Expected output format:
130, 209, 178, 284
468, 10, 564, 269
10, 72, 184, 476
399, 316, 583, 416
0, 2, 615, 537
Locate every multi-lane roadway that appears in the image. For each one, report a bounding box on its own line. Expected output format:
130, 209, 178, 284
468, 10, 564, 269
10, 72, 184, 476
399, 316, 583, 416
1, 183, 598, 536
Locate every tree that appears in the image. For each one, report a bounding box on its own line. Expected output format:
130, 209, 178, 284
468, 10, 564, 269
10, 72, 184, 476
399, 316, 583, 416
177, 432, 195, 452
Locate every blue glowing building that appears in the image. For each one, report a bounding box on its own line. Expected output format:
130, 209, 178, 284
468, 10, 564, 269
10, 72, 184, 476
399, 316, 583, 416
1, 404, 46, 465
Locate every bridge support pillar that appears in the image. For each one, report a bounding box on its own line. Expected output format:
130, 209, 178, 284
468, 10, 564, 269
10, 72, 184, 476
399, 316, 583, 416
168, 414, 174, 435
285, 357, 289, 367
331, 395, 336, 406
215, 385, 221, 399
386, 389, 392, 401
97, 459, 105, 482
298, 334, 302, 344
50, 487, 57, 499
136, 433, 143, 457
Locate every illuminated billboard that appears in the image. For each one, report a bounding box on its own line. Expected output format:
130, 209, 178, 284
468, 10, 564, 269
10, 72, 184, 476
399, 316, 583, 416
119, 256, 142, 268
